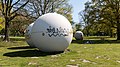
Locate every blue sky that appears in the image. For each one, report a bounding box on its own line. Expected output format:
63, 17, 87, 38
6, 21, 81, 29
69, 0, 90, 23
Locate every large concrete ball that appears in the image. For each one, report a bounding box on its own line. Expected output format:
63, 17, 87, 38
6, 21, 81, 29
25, 23, 35, 47
31, 13, 73, 52
74, 31, 84, 40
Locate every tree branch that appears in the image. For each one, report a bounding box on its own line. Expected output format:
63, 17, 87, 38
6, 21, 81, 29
11, 0, 20, 7
1, 0, 5, 15
11, 0, 29, 15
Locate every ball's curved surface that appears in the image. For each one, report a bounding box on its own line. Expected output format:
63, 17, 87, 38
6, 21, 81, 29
74, 31, 84, 40
31, 13, 73, 52
25, 23, 35, 47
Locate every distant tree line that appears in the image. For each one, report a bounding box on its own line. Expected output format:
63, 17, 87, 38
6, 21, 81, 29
79, 0, 120, 40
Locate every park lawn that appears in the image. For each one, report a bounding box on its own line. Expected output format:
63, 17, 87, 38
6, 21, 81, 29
0, 37, 120, 67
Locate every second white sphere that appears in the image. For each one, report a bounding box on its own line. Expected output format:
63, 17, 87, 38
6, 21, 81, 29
25, 23, 35, 47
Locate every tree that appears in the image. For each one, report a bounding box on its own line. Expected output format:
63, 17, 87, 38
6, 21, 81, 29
80, 0, 120, 39
24, 0, 72, 22
75, 23, 82, 31
79, 1, 98, 36
0, 0, 29, 41
56, 3, 73, 22
10, 15, 31, 36
91, 0, 120, 39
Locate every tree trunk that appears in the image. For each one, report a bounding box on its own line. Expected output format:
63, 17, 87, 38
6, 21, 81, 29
117, 21, 120, 40
3, 20, 10, 42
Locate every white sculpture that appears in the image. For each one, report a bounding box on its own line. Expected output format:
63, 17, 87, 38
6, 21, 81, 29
31, 13, 73, 52
25, 23, 35, 47
74, 31, 84, 40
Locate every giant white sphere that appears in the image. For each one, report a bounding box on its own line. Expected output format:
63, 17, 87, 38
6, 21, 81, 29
74, 31, 84, 40
25, 23, 35, 47
31, 13, 73, 52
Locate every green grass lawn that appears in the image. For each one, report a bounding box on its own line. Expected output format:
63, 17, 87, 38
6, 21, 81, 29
0, 36, 120, 67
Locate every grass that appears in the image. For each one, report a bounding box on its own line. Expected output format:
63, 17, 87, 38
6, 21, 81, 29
0, 36, 120, 67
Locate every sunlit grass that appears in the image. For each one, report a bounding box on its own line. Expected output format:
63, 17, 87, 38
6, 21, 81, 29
0, 36, 120, 67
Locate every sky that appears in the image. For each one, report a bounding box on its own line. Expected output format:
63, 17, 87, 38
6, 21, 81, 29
69, 0, 90, 23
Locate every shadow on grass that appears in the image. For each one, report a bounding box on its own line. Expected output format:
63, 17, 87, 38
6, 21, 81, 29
3, 50, 63, 57
7, 46, 36, 50
72, 40, 120, 44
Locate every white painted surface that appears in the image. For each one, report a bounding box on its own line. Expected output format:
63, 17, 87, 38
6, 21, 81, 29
31, 13, 73, 52
74, 31, 84, 40
25, 23, 35, 47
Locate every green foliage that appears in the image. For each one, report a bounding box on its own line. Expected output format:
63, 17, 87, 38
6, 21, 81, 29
0, 24, 3, 31
56, 4, 73, 22
0, 17, 4, 31
75, 23, 82, 31
10, 16, 31, 36
80, 0, 120, 38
